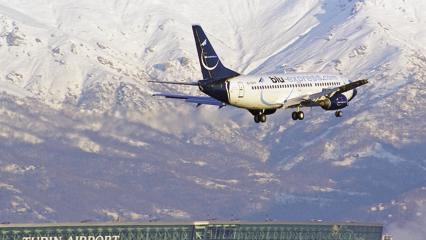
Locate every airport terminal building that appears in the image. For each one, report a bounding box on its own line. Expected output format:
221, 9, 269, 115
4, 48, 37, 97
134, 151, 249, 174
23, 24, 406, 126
0, 221, 383, 240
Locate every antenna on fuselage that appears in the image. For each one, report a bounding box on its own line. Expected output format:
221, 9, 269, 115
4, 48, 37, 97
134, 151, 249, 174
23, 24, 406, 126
282, 65, 287, 74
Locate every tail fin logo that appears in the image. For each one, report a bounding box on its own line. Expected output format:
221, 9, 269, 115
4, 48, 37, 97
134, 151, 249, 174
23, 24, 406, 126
200, 39, 219, 71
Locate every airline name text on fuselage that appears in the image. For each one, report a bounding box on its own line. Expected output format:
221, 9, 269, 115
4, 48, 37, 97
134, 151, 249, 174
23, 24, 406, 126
267, 75, 338, 84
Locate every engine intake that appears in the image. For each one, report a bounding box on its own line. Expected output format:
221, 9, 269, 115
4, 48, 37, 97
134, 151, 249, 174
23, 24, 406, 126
317, 93, 348, 110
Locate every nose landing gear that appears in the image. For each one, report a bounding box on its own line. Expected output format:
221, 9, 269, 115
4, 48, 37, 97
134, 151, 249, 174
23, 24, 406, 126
335, 110, 343, 117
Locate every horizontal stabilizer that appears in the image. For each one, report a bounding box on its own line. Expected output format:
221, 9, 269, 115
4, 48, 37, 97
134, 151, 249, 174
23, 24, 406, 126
153, 93, 225, 107
148, 81, 199, 86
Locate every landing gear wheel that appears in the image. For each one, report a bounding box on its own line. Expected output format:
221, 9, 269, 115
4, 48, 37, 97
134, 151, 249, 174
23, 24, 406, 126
335, 111, 343, 117
297, 111, 305, 120
260, 114, 267, 123
254, 115, 260, 123
292, 111, 304, 120
292, 112, 298, 121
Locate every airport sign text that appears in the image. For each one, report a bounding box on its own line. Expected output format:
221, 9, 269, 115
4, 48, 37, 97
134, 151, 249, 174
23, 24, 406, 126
22, 236, 120, 240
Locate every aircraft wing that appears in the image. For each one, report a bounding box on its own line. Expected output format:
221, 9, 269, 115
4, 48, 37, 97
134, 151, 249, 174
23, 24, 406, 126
287, 79, 368, 108
336, 79, 369, 93
152, 93, 226, 107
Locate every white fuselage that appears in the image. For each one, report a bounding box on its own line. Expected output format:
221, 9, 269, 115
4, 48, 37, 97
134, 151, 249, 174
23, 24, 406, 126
227, 73, 354, 109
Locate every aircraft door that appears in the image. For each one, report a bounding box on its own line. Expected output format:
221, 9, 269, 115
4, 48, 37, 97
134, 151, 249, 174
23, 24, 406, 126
238, 82, 244, 98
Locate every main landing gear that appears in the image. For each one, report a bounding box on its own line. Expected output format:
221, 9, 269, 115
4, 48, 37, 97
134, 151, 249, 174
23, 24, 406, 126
254, 113, 267, 123
250, 109, 276, 123
335, 110, 343, 117
291, 106, 304, 121
291, 111, 304, 121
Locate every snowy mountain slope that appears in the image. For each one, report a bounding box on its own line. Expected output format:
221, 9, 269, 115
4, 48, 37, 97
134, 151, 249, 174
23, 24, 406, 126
0, 0, 425, 238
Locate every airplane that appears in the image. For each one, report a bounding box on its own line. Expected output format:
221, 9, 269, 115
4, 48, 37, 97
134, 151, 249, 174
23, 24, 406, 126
150, 25, 368, 123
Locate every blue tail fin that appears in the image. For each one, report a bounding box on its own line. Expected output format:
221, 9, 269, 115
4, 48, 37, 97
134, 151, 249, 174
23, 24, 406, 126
192, 25, 239, 80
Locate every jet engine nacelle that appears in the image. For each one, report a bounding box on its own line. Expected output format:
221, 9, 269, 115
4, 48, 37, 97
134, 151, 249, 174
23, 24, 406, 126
317, 93, 348, 110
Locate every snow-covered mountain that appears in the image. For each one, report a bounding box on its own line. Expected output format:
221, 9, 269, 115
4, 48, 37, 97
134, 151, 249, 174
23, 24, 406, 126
0, 0, 425, 238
